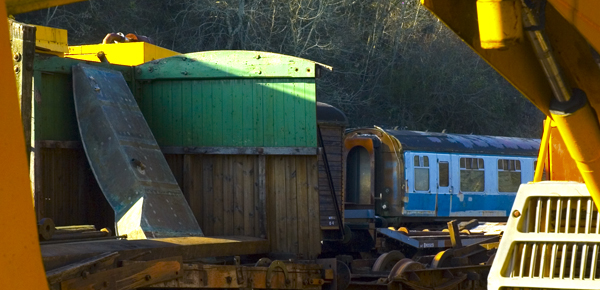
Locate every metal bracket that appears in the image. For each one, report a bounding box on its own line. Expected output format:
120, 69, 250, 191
266, 260, 289, 288
235, 266, 244, 285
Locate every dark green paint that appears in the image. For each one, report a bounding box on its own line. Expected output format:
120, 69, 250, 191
36, 73, 80, 141
137, 77, 317, 147
32, 51, 322, 148
33, 55, 134, 141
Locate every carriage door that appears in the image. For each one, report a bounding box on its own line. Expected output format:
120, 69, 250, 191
436, 154, 452, 217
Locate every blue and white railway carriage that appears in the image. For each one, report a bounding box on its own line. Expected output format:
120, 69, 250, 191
344, 127, 540, 225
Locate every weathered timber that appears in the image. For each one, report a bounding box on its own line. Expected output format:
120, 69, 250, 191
54, 225, 96, 232
9, 20, 36, 160
45, 252, 119, 285
48, 231, 109, 241
317, 125, 344, 232
59, 256, 182, 290
165, 154, 268, 239
148, 262, 325, 289
135, 51, 321, 148
41, 236, 270, 271
36, 140, 82, 149
257, 155, 267, 239
34, 53, 133, 80
265, 155, 321, 259
161, 146, 317, 155
135, 51, 329, 80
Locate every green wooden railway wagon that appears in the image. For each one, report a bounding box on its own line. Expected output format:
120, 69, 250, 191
26, 50, 330, 259
135, 51, 328, 259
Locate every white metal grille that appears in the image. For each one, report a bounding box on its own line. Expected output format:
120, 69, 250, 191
518, 197, 599, 234
489, 182, 600, 290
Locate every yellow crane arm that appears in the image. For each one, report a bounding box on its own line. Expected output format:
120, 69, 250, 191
421, 0, 600, 209
0, 1, 86, 289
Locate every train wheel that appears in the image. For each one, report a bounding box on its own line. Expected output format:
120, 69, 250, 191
372, 250, 406, 272
431, 249, 454, 268
336, 260, 351, 290
341, 225, 353, 244
387, 258, 425, 281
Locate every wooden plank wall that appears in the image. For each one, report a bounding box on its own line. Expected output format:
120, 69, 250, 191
266, 155, 320, 259
33, 69, 113, 229
166, 154, 321, 259
165, 154, 262, 237
32, 56, 133, 230
318, 125, 345, 229
36, 147, 113, 229
139, 79, 317, 148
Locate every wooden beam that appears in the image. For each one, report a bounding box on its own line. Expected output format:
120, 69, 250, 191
35, 141, 318, 156
160, 146, 317, 155
34, 53, 134, 81
6, 0, 86, 15
60, 257, 182, 290
41, 236, 270, 272
45, 252, 119, 285
257, 155, 267, 239
9, 20, 35, 163
36, 140, 83, 149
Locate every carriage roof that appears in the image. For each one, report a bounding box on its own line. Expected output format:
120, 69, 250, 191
348, 128, 541, 156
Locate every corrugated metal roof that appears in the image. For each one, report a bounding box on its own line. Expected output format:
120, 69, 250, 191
349, 128, 540, 156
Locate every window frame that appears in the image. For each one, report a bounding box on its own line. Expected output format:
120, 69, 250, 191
438, 161, 449, 188
498, 158, 522, 193
459, 157, 485, 192
413, 155, 430, 192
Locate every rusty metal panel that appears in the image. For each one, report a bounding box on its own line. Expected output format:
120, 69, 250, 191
72, 63, 203, 239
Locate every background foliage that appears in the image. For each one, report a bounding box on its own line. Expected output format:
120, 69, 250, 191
18, 0, 544, 138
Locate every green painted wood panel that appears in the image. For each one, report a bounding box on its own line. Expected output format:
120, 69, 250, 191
135, 51, 330, 80
138, 78, 317, 147
33, 55, 133, 141
134, 51, 325, 148
36, 73, 79, 141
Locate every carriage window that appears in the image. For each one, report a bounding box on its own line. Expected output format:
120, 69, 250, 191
414, 155, 429, 191
498, 159, 521, 192
460, 158, 484, 192
439, 162, 449, 187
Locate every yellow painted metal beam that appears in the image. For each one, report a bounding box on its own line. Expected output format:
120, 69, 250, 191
534, 117, 551, 182
420, 0, 553, 116
422, 0, 600, 209
6, 0, 85, 15
548, 0, 600, 55
544, 4, 600, 117
551, 98, 600, 208
0, 0, 49, 288
66, 42, 179, 66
